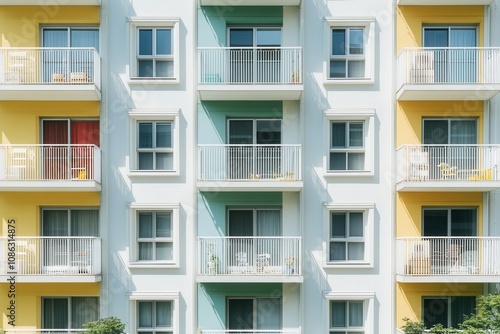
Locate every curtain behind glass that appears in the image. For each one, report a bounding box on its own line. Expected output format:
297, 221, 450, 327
43, 298, 69, 329
71, 210, 99, 236
43, 29, 68, 47
450, 28, 476, 48
451, 209, 477, 237
228, 299, 253, 329
256, 210, 281, 236
451, 297, 476, 328
450, 120, 477, 144
423, 298, 448, 328
138, 302, 153, 328
256, 298, 281, 329
349, 301, 363, 327
330, 301, 346, 327
71, 29, 99, 50
71, 297, 99, 328
228, 210, 253, 236
156, 301, 173, 327
43, 210, 69, 236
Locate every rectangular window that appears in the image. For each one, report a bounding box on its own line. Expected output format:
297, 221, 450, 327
137, 28, 173, 78
137, 121, 173, 171
137, 211, 173, 261
422, 296, 476, 329
329, 121, 365, 171
330, 28, 365, 79
227, 297, 282, 330
329, 300, 365, 333
137, 301, 173, 334
329, 211, 365, 262
43, 297, 99, 329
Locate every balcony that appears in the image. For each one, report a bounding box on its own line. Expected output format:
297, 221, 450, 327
0, 0, 100, 4
396, 48, 500, 101
396, 144, 500, 192
198, 236, 302, 283
201, 331, 301, 334
200, 0, 300, 5
198, 47, 303, 100
0, 237, 101, 283
0, 48, 101, 101
396, 237, 500, 283
0, 145, 101, 192
197, 145, 302, 191
398, 0, 492, 5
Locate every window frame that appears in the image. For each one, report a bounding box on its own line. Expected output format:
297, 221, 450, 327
329, 121, 365, 171
325, 292, 375, 334
422, 296, 477, 329
128, 109, 180, 177
41, 296, 100, 329
41, 207, 100, 236
325, 17, 375, 84
324, 109, 375, 176
128, 17, 180, 84
136, 121, 174, 171
324, 203, 374, 268
129, 203, 180, 268
129, 292, 179, 334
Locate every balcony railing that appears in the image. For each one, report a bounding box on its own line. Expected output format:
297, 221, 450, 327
201, 330, 302, 334
4, 330, 86, 334
198, 145, 301, 181
199, 237, 301, 276
0, 48, 101, 90
198, 47, 302, 85
396, 237, 500, 276
0, 145, 101, 183
0, 237, 101, 276
397, 145, 500, 183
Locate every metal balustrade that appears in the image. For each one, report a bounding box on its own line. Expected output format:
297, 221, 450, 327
199, 237, 301, 276
0, 237, 101, 276
397, 145, 500, 183
396, 237, 500, 276
198, 47, 302, 84
0, 48, 101, 90
198, 145, 301, 181
0, 145, 101, 183
4, 330, 87, 334
397, 47, 500, 88
201, 330, 302, 334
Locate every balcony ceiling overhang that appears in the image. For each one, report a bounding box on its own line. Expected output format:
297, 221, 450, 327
200, 0, 300, 5
0, 85, 101, 101
398, 0, 491, 5
0, 181, 101, 192
196, 275, 303, 283
0, 0, 100, 4
198, 85, 303, 101
0, 275, 102, 283
197, 181, 303, 192
397, 84, 500, 101
396, 180, 500, 192
396, 274, 499, 283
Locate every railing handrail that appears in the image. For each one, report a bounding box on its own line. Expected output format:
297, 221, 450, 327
0, 46, 99, 52
0, 236, 100, 240
400, 46, 500, 51
397, 144, 500, 149
199, 236, 301, 240
397, 236, 500, 240
198, 144, 301, 147
198, 46, 302, 50
0, 144, 100, 148
201, 331, 302, 333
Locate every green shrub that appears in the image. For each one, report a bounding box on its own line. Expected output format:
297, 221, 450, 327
84, 317, 125, 334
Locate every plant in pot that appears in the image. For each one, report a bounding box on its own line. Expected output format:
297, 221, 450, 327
206, 243, 219, 275
284, 256, 296, 274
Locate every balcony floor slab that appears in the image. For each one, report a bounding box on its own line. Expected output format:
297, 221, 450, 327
397, 84, 500, 101
0, 275, 102, 283
197, 181, 303, 192
200, 0, 300, 5
0, 180, 101, 192
198, 85, 303, 101
197, 275, 303, 283
0, 85, 101, 101
396, 274, 500, 283
396, 180, 500, 192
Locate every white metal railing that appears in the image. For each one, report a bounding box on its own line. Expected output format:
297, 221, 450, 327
397, 47, 500, 89
3, 330, 87, 334
0, 145, 101, 183
198, 47, 302, 84
198, 145, 301, 181
397, 145, 500, 183
0, 237, 101, 276
0, 48, 101, 90
396, 237, 500, 276
199, 237, 301, 276
200, 330, 302, 334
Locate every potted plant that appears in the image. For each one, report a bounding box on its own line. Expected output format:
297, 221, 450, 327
284, 256, 296, 274
291, 71, 300, 83
206, 243, 219, 275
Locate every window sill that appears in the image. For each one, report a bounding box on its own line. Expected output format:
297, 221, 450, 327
324, 170, 374, 178
128, 77, 180, 85
324, 262, 373, 269
129, 262, 179, 269
324, 78, 374, 85
128, 170, 180, 178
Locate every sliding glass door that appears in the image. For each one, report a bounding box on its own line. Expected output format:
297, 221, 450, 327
228, 298, 282, 330
43, 297, 99, 329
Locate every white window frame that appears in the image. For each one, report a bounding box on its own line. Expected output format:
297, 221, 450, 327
324, 292, 375, 334
129, 203, 180, 268
325, 17, 375, 84
41, 296, 100, 329
129, 292, 179, 334
128, 109, 180, 177
324, 109, 375, 177
324, 203, 374, 268
127, 17, 180, 84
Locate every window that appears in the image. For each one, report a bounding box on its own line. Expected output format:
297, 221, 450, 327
128, 17, 179, 82
129, 203, 179, 267
325, 292, 374, 334
325, 203, 374, 267
423, 208, 477, 237
422, 296, 476, 328
137, 301, 173, 334
326, 18, 374, 83
330, 121, 365, 171
227, 298, 282, 330
42, 297, 99, 329
137, 121, 173, 171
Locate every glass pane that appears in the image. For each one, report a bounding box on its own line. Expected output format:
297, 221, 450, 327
156, 242, 173, 260
349, 302, 363, 326
229, 120, 254, 144
256, 120, 281, 145
331, 122, 346, 147
139, 30, 153, 55
347, 153, 364, 170
349, 212, 363, 237
156, 212, 172, 238
43, 298, 69, 329
450, 28, 477, 47
156, 123, 172, 148
330, 60, 346, 78
72, 297, 99, 328
139, 212, 153, 238
257, 298, 282, 329
156, 152, 174, 170
138, 302, 153, 327
139, 123, 153, 148
451, 297, 476, 328
347, 60, 365, 78
71, 29, 99, 50
229, 29, 253, 47
139, 152, 154, 170
451, 209, 476, 237
256, 29, 281, 47
450, 120, 477, 145
138, 60, 154, 77
43, 29, 68, 47
332, 29, 346, 55
349, 29, 364, 55
423, 210, 448, 237
139, 242, 153, 260
156, 60, 174, 78
331, 301, 346, 327
156, 29, 172, 55
348, 243, 364, 260
423, 298, 448, 328
331, 212, 346, 237
330, 242, 346, 261
228, 210, 254, 237
156, 301, 173, 327
424, 28, 449, 47
43, 210, 69, 236
349, 123, 364, 147
228, 299, 253, 330
423, 120, 449, 145
330, 152, 347, 170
